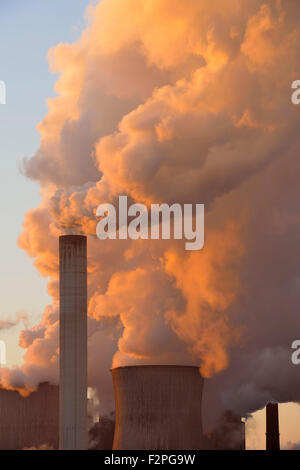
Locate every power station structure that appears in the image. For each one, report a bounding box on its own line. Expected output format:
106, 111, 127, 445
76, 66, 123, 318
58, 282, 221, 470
59, 235, 88, 450
266, 402, 280, 450
112, 365, 204, 450
0, 383, 58, 450
0, 233, 283, 451
241, 419, 246, 450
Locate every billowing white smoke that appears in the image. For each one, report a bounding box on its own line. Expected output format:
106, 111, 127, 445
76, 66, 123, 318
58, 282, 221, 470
1, 0, 300, 420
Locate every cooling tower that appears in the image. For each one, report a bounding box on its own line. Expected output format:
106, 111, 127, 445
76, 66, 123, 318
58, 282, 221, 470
0, 383, 58, 450
112, 365, 204, 450
266, 402, 280, 450
59, 235, 87, 450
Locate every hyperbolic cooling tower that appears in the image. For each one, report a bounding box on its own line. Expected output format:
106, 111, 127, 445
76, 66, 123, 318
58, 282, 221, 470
59, 235, 88, 450
112, 365, 204, 450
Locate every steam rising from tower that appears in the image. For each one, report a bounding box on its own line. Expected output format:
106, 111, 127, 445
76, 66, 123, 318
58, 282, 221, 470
59, 235, 87, 450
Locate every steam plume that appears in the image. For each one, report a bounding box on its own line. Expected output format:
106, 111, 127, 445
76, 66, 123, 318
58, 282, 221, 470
1, 0, 300, 420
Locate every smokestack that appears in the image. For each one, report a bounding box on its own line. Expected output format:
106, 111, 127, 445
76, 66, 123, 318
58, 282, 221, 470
112, 365, 204, 450
240, 418, 246, 450
266, 403, 280, 451
59, 235, 87, 450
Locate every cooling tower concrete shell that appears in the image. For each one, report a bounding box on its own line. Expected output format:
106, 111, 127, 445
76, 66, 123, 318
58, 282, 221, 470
112, 365, 204, 450
59, 235, 87, 450
0, 383, 58, 450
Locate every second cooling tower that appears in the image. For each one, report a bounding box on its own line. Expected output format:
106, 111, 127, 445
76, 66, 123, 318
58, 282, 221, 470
112, 365, 204, 450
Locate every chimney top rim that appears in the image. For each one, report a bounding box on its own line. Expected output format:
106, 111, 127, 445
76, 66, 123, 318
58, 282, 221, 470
111, 365, 201, 371
59, 235, 87, 240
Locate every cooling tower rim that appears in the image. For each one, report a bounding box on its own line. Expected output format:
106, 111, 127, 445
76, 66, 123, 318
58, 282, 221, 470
111, 365, 201, 371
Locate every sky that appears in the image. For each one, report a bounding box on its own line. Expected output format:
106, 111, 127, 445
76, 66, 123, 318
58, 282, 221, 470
0, 0, 300, 451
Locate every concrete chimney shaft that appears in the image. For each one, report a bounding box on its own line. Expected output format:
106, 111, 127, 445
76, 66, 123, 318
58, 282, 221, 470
112, 365, 204, 450
59, 235, 87, 450
266, 403, 280, 451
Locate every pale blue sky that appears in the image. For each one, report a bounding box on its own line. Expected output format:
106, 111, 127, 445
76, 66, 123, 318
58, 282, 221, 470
0, 0, 91, 365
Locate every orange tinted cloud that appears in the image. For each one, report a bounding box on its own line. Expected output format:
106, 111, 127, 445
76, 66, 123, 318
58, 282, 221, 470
2, 0, 300, 419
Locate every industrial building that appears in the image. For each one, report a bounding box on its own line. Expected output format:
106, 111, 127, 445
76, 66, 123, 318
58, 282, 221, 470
0, 234, 285, 451
112, 365, 204, 450
0, 382, 58, 450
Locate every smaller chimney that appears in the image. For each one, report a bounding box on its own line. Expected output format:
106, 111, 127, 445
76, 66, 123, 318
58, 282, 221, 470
240, 418, 246, 450
266, 403, 280, 450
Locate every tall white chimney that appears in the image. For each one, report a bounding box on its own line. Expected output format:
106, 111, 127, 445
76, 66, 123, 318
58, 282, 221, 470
59, 235, 87, 450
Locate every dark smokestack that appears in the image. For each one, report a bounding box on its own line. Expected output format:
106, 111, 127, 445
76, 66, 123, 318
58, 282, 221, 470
266, 403, 280, 450
112, 365, 204, 450
241, 419, 246, 450
59, 235, 88, 450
